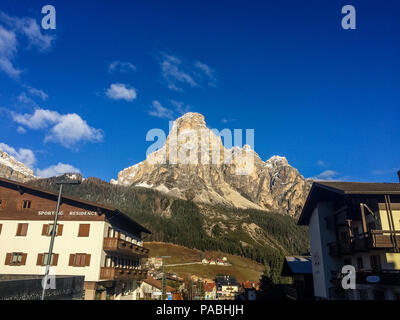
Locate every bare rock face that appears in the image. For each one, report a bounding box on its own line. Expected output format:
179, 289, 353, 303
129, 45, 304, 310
112, 112, 310, 216
0, 151, 36, 183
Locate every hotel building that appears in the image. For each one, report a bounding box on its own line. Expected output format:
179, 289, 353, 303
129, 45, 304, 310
298, 181, 400, 300
0, 177, 151, 300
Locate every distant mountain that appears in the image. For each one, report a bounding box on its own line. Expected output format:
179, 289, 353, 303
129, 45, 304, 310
112, 112, 310, 216
0, 150, 36, 182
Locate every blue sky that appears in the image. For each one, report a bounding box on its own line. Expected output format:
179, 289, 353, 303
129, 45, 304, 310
0, 0, 399, 182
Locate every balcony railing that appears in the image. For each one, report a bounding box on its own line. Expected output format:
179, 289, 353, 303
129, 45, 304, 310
103, 237, 150, 257
369, 230, 400, 249
100, 266, 148, 281
328, 230, 400, 256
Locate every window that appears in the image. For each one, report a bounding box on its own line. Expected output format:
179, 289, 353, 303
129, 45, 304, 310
21, 200, 32, 209
5, 252, 27, 266
340, 231, 349, 243
370, 255, 381, 271
69, 253, 91, 267
0, 199, 5, 209
78, 224, 90, 237
16, 223, 28, 236
36, 253, 59, 266
42, 224, 63, 236
356, 257, 363, 270
0, 224, 2, 235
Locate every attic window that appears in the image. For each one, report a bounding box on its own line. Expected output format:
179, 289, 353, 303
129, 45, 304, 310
22, 200, 32, 209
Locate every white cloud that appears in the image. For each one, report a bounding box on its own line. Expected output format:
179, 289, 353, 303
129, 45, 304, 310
12, 108, 103, 148
0, 142, 36, 168
36, 162, 81, 178
160, 53, 197, 91
17, 126, 26, 134
108, 61, 136, 73
45, 113, 103, 147
0, 11, 55, 79
13, 108, 60, 129
0, 25, 20, 78
194, 61, 217, 87
148, 100, 174, 119
310, 170, 339, 181
317, 160, 326, 167
26, 86, 48, 100
1, 12, 53, 51
170, 100, 191, 115
106, 83, 137, 102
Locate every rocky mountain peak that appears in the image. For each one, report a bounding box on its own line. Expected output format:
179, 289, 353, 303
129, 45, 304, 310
112, 112, 310, 216
171, 112, 207, 132
0, 150, 36, 182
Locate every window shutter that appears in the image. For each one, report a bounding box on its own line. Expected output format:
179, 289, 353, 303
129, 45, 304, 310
5, 253, 12, 265
42, 224, 49, 236
21, 253, 27, 265
78, 224, 90, 237
69, 254, 75, 266
85, 254, 91, 266
16, 224, 22, 236
21, 224, 28, 236
57, 224, 63, 236
52, 254, 59, 266
37, 254, 44, 266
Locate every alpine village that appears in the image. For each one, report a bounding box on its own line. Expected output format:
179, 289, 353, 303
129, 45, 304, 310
1, 113, 400, 301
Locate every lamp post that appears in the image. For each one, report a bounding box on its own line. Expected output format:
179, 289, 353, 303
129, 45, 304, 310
160, 256, 171, 300
41, 179, 81, 300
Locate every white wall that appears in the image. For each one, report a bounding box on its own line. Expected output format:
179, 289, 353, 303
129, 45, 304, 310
0, 220, 106, 282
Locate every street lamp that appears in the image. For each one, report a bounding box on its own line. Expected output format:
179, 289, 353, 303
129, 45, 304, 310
160, 256, 171, 300
41, 179, 81, 300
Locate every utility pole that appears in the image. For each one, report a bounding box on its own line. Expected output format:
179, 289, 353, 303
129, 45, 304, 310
160, 256, 171, 300
41, 179, 81, 300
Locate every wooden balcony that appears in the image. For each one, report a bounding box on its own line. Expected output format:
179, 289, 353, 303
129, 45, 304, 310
369, 230, 400, 249
100, 267, 148, 281
329, 230, 400, 256
103, 237, 149, 257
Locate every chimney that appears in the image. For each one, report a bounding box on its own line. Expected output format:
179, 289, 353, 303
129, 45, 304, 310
397, 170, 400, 183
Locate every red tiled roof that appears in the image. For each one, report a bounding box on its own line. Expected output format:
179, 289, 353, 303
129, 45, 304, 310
204, 282, 216, 292
241, 281, 259, 289
143, 276, 175, 292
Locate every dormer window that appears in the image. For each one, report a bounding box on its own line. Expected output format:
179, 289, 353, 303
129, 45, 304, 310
22, 200, 31, 209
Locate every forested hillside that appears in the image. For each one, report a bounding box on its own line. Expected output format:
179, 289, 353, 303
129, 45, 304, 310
27, 175, 309, 267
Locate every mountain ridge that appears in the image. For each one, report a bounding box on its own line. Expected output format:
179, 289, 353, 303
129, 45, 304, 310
112, 112, 310, 216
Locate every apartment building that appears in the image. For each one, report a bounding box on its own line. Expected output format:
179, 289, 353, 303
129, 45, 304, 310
298, 181, 400, 300
215, 275, 240, 300
0, 177, 151, 300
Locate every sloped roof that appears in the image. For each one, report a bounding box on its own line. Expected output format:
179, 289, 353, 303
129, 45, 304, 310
313, 181, 400, 194
143, 276, 175, 292
241, 281, 259, 289
281, 256, 312, 276
0, 177, 151, 234
204, 282, 216, 292
297, 181, 400, 225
